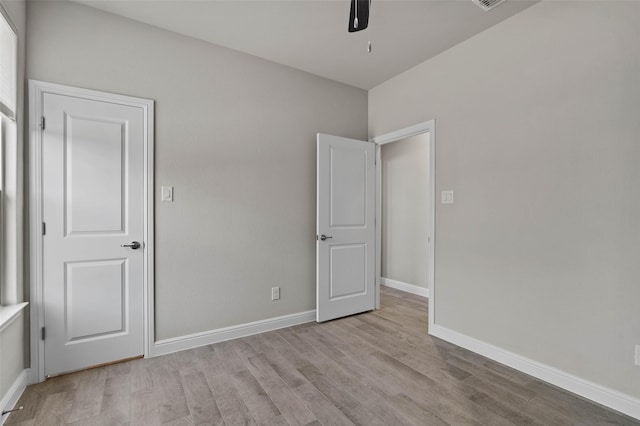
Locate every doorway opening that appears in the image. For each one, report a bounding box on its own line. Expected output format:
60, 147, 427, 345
381, 133, 430, 295
371, 120, 435, 327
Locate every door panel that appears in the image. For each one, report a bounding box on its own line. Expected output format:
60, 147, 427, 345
65, 115, 126, 235
329, 244, 367, 299
330, 146, 367, 227
65, 259, 127, 342
317, 134, 375, 322
42, 92, 144, 376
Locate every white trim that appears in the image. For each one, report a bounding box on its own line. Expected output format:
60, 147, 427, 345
381, 278, 429, 298
371, 120, 435, 327
375, 146, 382, 311
28, 80, 155, 384
152, 310, 316, 357
430, 324, 640, 421
0, 302, 27, 333
143, 91, 156, 362
371, 121, 434, 145
0, 369, 30, 425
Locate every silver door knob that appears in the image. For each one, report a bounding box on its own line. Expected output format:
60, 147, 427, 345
121, 241, 141, 249
320, 235, 333, 241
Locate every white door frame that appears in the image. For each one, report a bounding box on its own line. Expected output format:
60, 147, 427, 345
28, 80, 155, 383
370, 120, 435, 327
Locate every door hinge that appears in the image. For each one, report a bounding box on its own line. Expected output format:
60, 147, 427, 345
41, 327, 46, 341
42, 222, 46, 235
40, 117, 45, 130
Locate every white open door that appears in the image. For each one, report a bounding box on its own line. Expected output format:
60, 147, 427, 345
316, 133, 375, 322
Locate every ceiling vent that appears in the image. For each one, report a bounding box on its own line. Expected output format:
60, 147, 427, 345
472, 0, 506, 11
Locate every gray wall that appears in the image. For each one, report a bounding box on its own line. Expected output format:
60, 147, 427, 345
381, 133, 429, 288
369, 1, 640, 398
27, 1, 368, 340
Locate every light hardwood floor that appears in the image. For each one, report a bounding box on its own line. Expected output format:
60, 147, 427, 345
7, 286, 639, 425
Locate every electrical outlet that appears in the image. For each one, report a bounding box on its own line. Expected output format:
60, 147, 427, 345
271, 286, 280, 301
441, 190, 454, 204
635, 345, 640, 366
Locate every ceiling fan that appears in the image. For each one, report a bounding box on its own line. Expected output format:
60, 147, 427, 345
348, 0, 505, 52
348, 0, 371, 33
348, 0, 372, 52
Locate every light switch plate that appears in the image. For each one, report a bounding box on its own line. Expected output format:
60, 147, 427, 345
161, 186, 173, 202
441, 190, 454, 204
271, 286, 280, 301
635, 345, 640, 366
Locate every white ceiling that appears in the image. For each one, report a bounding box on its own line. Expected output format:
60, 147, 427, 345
74, 0, 538, 90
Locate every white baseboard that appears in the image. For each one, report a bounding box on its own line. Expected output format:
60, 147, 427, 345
152, 310, 316, 357
381, 277, 429, 298
1, 369, 30, 425
430, 324, 640, 420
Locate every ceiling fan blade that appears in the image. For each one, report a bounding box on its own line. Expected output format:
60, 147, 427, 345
348, 0, 370, 33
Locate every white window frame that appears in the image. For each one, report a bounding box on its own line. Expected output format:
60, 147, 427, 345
0, 2, 28, 330
0, 3, 16, 305
0, 3, 17, 120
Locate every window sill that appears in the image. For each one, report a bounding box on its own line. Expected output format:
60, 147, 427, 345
0, 302, 28, 333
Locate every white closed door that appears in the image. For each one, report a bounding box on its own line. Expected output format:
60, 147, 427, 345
42, 92, 145, 376
316, 134, 375, 322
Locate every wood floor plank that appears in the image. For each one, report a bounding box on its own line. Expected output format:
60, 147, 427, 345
385, 393, 451, 426
5, 421, 35, 426
8, 286, 639, 426
101, 361, 131, 380
256, 331, 311, 370
204, 373, 257, 426
247, 354, 317, 426
181, 372, 224, 426
526, 384, 640, 426
29, 373, 80, 397
32, 392, 69, 426
217, 340, 251, 374
294, 328, 345, 360
231, 338, 260, 362
157, 383, 191, 424
468, 391, 546, 426
323, 322, 381, 358
228, 369, 281, 425
260, 349, 311, 389
100, 374, 130, 424
129, 358, 154, 394
244, 333, 275, 354
302, 357, 414, 426
129, 389, 160, 426
298, 364, 384, 426
196, 345, 227, 378
4, 390, 43, 424
276, 328, 315, 356
174, 347, 204, 377
162, 414, 194, 426
356, 350, 515, 425
293, 383, 354, 426
66, 369, 107, 423
448, 356, 537, 401
147, 361, 190, 424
